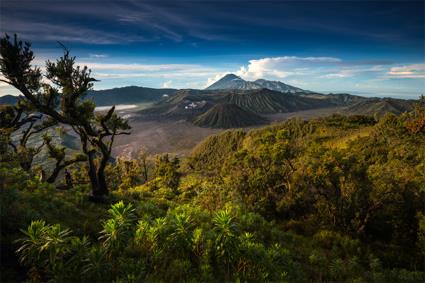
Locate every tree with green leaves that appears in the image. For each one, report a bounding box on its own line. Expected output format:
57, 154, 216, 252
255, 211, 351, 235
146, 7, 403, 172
0, 98, 85, 184
0, 34, 130, 199
0, 99, 49, 170
154, 154, 181, 192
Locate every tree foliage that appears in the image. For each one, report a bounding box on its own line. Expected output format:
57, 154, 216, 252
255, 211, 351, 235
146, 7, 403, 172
0, 34, 130, 198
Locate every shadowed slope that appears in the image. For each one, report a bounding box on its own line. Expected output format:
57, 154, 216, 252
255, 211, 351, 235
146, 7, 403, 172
193, 103, 268, 128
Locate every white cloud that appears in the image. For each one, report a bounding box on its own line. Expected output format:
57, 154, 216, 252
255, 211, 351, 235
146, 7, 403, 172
235, 56, 341, 80
320, 73, 348, 78
387, 63, 425, 78
161, 80, 173, 88
77, 62, 216, 73
89, 54, 108, 58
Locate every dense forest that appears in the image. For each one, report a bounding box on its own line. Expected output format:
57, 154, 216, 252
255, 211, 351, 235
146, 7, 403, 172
1, 35, 425, 282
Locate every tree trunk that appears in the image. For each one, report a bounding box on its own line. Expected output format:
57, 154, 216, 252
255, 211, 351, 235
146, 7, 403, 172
96, 151, 110, 197
79, 131, 104, 201
87, 150, 103, 200
46, 162, 62, 183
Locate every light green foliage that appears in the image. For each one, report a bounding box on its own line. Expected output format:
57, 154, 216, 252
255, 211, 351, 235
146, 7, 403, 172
99, 201, 136, 253
16, 220, 90, 282
4, 102, 425, 282
154, 154, 181, 192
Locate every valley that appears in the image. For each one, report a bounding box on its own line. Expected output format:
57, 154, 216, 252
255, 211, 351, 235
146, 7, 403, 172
112, 104, 345, 157
2, 73, 417, 159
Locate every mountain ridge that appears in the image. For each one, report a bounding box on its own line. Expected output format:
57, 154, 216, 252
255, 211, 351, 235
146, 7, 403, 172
205, 73, 307, 93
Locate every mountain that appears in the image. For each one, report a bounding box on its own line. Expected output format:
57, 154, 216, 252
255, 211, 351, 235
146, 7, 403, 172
205, 73, 307, 93
299, 92, 366, 106
206, 74, 262, 91
254, 79, 305, 93
193, 103, 268, 128
87, 86, 177, 106
346, 98, 415, 117
139, 88, 336, 125
0, 95, 20, 105
0, 87, 177, 107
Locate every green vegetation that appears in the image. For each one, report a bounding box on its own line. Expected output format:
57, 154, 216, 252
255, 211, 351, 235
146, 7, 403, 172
2, 103, 424, 282
347, 98, 415, 117
1, 35, 425, 282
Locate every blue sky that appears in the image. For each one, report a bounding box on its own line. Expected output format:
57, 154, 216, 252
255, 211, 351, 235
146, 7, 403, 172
1, 0, 424, 98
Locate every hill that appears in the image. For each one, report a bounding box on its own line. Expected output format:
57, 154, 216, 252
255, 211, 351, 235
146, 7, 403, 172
188, 129, 246, 171
87, 86, 177, 106
0, 95, 20, 105
300, 92, 365, 106
140, 89, 214, 120
193, 103, 268, 128
346, 98, 415, 116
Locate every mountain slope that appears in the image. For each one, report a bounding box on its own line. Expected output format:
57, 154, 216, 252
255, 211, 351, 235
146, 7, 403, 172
193, 103, 268, 128
346, 98, 415, 117
206, 74, 262, 91
221, 89, 330, 113
140, 89, 213, 120
87, 86, 177, 106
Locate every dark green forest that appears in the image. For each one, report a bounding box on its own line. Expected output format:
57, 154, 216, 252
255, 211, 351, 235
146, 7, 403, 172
1, 35, 425, 282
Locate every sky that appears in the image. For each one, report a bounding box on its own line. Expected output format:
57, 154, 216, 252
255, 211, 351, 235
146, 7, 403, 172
0, 0, 424, 98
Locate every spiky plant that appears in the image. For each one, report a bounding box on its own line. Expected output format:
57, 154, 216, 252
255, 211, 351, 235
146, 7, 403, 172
99, 201, 136, 254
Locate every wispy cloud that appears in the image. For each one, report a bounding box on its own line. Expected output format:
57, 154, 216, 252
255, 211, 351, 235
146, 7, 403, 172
1, 19, 152, 44
0, 0, 237, 44
89, 54, 109, 58
387, 64, 425, 79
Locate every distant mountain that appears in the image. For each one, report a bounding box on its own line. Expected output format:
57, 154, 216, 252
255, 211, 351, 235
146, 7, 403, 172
205, 73, 307, 93
0, 95, 20, 105
87, 86, 177, 106
254, 79, 305, 93
0, 87, 177, 107
193, 103, 268, 128
346, 98, 415, 117
299, 92, 365, 106
206, 74, 262, 91
139, 88, 337, 125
